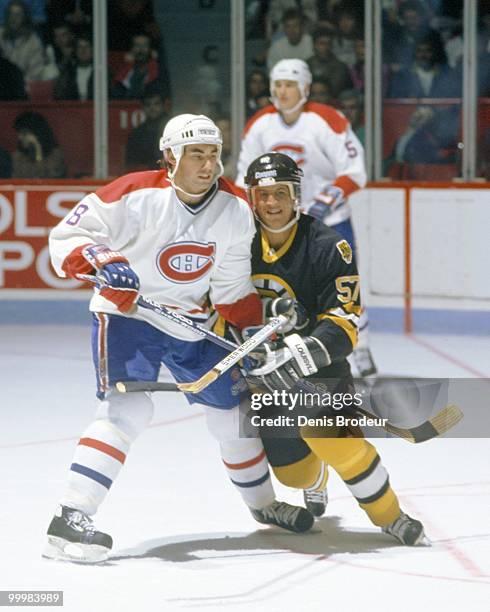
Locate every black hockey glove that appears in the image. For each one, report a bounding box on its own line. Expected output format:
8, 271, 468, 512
246, 333, 331, 391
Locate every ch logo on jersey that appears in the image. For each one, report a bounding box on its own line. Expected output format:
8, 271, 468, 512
157, 241, 216, 283
271, 144, 305, 166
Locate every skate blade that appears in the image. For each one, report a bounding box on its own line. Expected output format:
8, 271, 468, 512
43, 536, 109, 564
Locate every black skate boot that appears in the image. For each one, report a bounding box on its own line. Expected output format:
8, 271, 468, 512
353, 347, 377, 377
303, 487, 328, 517
43, 505, 113, 563
382, 511, 426, 546
250, 500, 314, 533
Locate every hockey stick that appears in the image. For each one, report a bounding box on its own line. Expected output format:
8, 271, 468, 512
115, 381, 463, 443
78, 273, 284, 393
357, 404, 463, 443
175, 315, 288, 393
77, 273, 247, 354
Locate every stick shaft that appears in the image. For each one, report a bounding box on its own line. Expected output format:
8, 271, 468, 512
77, 273, 240, 353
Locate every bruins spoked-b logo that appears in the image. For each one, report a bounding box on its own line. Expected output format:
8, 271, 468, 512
157, 241, 216, 283
336, 239, 353, 264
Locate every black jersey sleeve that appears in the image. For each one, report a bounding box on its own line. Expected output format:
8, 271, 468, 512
309, 230, 361, 362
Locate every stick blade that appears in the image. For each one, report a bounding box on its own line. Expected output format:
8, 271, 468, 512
408, 404, 463, 443
177, 370, 219, 393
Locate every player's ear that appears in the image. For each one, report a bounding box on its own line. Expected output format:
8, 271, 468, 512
165, 149, 176, 168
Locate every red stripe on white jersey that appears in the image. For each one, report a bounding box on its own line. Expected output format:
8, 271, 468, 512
95, 313, 109, 394
215, 292, 263, 330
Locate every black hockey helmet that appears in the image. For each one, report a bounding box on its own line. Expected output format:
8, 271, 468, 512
245, 152, 303, 233
244, 152, 303, 191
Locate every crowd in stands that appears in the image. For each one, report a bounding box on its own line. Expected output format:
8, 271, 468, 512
0, 0, 489, 179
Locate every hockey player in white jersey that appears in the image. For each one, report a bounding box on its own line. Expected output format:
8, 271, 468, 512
44, 114, 314, 563
236, 58, 377, 377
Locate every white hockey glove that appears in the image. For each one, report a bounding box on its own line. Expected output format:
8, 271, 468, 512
263, 297, 309, 334
304, 185, 345, 223
246, 334, 331, 391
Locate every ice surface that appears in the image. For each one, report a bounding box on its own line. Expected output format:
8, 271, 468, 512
0, 326, 488, 612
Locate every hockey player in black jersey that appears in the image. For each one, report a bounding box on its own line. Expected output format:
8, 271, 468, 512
243, 152, 426, 546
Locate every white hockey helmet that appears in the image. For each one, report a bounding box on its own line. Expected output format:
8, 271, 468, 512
270, 59, 312, 91
269, 59, 312, 114
159, 114, 223, 187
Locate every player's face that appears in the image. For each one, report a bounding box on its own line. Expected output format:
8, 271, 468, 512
175, 144, 220, 195
273, 80, 302, 111
253, 183, 295, 229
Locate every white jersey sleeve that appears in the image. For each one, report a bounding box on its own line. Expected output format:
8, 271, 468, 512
49, 190, 137, 278
311, 114, 367, 207
210, 195, 260, 328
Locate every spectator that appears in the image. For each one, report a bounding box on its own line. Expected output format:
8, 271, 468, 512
45, 0, 91, 38
0, 45, 27, 99
191, 44, 223, 117
331, 2, 363, 67
309, 78, 333, 105
338, 89, 364, 145
12, 111, 66, 178
45, 22, 75, 74
214, 115, 233, 180
54, 33, 93, 100
108, 0, 160, 52
0, 0, 46, 80
254, 91, 271, 110
267, 8, 313, 71
307, 28, 352, 99
384, 105, 459, 172
348, 37, 365, 93
112, 33, 161, 100
0, 0, 45, 25
246, 69, 268, 117
267, 0, 318, 37
0, 146, 12, 178
387, 36, 461, 98
124, 90, 170, 172
317, 0, 347, 31
384, 0, 443, 72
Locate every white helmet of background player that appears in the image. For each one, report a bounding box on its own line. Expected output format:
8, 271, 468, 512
159, 113, 223, 197
269, 59, 312, 115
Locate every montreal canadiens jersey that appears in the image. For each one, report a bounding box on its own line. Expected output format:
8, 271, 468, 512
49, 170, 262, 341
251, 214, 361, 375
235, 102, 367, 226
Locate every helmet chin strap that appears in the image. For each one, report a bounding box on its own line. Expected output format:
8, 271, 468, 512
271, 94, 307, 116
255, 207, 300, 233
167, 152, 224, 199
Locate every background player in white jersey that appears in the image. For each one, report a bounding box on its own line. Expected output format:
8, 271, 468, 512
44, 114, 313, 563
235, 58, 377, 378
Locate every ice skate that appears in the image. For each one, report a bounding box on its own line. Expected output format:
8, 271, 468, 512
303, 487, 328, 517
382, 511, 426, 546
250, 500, 314, 533
43, 505, 112, 563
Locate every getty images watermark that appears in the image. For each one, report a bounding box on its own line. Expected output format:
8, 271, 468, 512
240, 378, 490, 438
248, 388, 387, 429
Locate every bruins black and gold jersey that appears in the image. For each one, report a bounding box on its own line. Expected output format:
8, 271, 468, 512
251, 214, 361, 376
